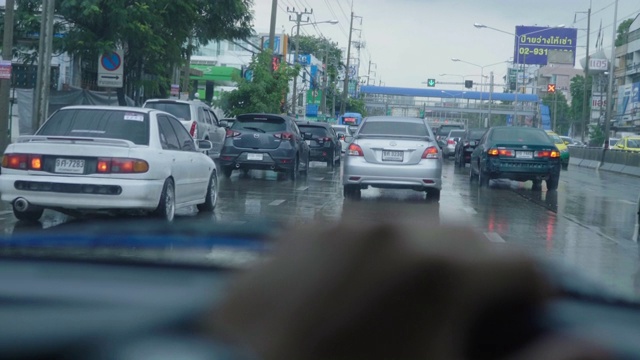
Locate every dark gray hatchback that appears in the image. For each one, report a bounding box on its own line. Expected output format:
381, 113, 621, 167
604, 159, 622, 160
219, 114, 311, 180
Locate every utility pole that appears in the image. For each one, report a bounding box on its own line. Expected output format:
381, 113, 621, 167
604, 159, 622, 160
33, 0, 56, 132
340, 11, 355, 115
553, 90, 558, 132
366, 60, 376, 86
0, 0, 15, 153
268, 0, 278, 51
320, 49, 329, 117
603, 0, 618, 150
580, 5, 592, 143
288, 7, 312, 117
487, 71, 494, 128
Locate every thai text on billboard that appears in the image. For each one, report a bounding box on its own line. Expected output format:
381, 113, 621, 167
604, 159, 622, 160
513, 26, 578, 65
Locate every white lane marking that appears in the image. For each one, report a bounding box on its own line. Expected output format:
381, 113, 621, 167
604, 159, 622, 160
296, 186, 309, 191
619, 200, 637, 205
311, 177, 325, 181
269, 200, 286, 206
484, 232, 506, 243
463, 207, 477, 215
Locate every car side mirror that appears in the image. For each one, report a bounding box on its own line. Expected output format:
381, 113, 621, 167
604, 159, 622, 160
220, 120, 229, 128
564, 141, 570, 145
197, 140, 213, 150
337, 133, 345, 140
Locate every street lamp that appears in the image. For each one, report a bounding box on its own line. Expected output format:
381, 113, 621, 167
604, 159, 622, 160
290, 20, 339, 117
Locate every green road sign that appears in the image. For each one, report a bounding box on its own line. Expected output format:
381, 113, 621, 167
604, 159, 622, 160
427, 79, 436, 87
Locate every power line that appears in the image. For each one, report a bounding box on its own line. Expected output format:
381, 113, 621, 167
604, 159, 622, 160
334, 0, 351, 24
321, 0, 349, 39
576, 7, 640, 41
573, 0, 616, 25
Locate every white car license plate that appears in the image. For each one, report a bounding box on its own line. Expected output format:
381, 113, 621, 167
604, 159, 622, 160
516, 151, 533, 159
55, 158, 85, 174
382, 151, 404, 161
247, 153, 263, 161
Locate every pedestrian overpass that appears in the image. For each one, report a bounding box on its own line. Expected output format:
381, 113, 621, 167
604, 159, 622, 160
359, 86, 540, 124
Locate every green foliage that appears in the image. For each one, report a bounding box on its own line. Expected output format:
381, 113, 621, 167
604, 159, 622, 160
541, 91, 571, 134
615, 18, 634, 46
220, 50, 299, 116
295, 35, 342, 83
569, 75, 593, 121
589, 124, 605, 146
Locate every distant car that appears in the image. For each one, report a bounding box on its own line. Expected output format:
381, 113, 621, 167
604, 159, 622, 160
142, 99, 226, 158
442, 129, 465, 159
435, 123, 465, 143
297, 121, 341, 167
613, 137, 640, 152
454, 128, 487, 167
331, 124, 353, 153
559, 136, 585, 147
470, 126, 561, 191
342, 116, 442, 201
219, 113, 310, 180
546, 130, 570, 170
0, 106, 218, 222
606, 138, 621, 148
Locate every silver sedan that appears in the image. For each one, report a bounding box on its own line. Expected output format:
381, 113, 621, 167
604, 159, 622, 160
342, 116, 443, 201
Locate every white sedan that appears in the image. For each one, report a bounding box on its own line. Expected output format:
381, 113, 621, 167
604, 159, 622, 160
0, 106, 219, 222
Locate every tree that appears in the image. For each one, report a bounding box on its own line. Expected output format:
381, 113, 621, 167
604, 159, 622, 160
541, 91, 570, 134
295, 35, 342, 85
615, 18, 634, 46
589, 124, 605, 147
568, 74, 593, 136
220, 50, 298, 116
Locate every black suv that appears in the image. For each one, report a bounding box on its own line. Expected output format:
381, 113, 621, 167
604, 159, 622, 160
296, 121, 341, 168
219, 114, 311, 180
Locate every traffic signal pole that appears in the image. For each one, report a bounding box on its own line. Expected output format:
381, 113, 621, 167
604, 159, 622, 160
0, 0, 15, 153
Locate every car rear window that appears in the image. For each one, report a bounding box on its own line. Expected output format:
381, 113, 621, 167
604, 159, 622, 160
232, 116, 287, 133
359, 121, 428, 137
490, 128, 551, 144
299, 126, 329, 137
627, 139, 640, 148
144, 102, 191, 120
437, 126, 464, 135
470, 130, 486, 139
37, 109, 150, 145
448, 130, 465, 138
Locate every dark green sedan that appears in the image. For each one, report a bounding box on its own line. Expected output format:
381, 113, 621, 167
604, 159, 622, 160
469, 126, 561, 191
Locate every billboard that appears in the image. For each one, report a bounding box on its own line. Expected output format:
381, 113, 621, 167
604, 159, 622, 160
513, 26, 578, 65
260, 34, 288, 56
616, 82, 640, 122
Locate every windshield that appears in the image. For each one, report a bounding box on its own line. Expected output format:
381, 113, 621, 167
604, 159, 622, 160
144, 102, 191, 120
299, 126, 329, 137
359, 120, 428, 137
5, 3, 640, 350
37, 109, 150, 145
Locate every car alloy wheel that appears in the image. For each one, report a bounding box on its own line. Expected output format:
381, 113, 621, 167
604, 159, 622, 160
197, 172, 218, 212
154, 178, 175, 222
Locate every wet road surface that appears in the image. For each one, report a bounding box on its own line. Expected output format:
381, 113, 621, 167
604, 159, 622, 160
2, 158, 640, 300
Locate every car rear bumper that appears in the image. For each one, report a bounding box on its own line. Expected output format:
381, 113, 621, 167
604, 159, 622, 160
0, 174, 164, 210
343, 157, 442, 190
486, 158, 560, 180
219, 151, 296, 171
309, 147, 335, 161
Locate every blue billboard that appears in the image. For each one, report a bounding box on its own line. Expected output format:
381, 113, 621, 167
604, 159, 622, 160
513, 26, 578, 65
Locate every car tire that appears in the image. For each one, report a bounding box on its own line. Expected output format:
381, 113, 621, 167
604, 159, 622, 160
531, 180, 543, 192
425, 188, 441, 202
289, 156, 299, 181
327, 149, 335, 168
344, 185, 360, 199
546, 173, 560, 191
197, 172, 218, 212
12, 203, 44, 222
301, 155, 309, 176
479, 168, 490, 187
153, 178, 176, 222
222, 166, 234, 178
469, 164, 478, 182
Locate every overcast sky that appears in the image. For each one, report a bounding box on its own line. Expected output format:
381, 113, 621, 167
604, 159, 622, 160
252, 0, 640, 89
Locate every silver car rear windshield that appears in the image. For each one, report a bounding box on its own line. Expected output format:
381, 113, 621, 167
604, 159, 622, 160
37, 109, 150, 145
144, 102, 191, 120
359, 121, 428, 137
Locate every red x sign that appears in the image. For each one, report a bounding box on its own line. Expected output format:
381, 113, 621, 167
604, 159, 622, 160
547, 84, 556, 93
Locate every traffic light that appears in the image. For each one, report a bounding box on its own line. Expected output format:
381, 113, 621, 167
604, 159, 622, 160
427, 79, 436, 87
464, 80, 473, 89
547, 83, 556, 93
